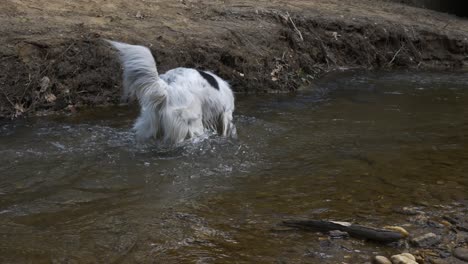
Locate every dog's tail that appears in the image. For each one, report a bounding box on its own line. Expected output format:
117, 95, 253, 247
106, 40, 167, 103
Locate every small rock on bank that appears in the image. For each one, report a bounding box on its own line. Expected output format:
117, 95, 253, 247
373, 255, 392, 264
391, 253, 418, 264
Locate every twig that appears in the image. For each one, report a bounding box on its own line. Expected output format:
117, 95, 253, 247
222, 27, 265, 56
286, 12, 303, 41
0, 55, 15, 62
25, 5, 44, 11
282, 219, 406, 243
387, 45, 404, 67
307, 27, 336, 68
1, 90, 15, 107
235, 145, 242, 155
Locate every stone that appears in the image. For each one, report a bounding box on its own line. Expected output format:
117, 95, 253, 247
457, 222, 468, 232
428, 258, 448, 264
391, 254, 418, 264
440, 220, 452, 227
409, 214, 429, 225
427, 220, 444, 228
329, 230, 349, 239
372, 255, 392, 264
453, 247, 468, 262
135, 11, 143, 19
395, 206, 425, 215
410, 233, 441, 248
438, 250, 451, 258
383, 226, 410, 237
414, 254, 424, 263
399, 253, 415, 261
443, 214, 468, 232
442, 215, 458, 225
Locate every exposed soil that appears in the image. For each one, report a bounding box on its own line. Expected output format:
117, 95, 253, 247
1, 0, 468, 118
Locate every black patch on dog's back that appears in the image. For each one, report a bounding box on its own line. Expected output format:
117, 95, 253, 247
197, 70, 219, 90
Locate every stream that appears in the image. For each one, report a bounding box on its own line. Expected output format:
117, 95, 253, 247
0, 70, 467, 263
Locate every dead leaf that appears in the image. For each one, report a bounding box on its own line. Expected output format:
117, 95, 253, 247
135, 11, 143, 19
14, 103, 25, 112
40, 76, 50, 93
45, 93, 57, 103
14, 103, 25, 117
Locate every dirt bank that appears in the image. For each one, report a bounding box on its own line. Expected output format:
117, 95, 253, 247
1, 0, 467, 118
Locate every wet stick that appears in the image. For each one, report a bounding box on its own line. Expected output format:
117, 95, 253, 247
282, 220, 406, 243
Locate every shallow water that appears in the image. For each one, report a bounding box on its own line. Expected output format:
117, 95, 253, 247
0, 71, 467, 263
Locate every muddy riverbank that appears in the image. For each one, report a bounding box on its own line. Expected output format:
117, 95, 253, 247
1, 0, 468, 118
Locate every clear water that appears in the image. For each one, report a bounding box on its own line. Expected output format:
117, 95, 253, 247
0, 71, 467, 263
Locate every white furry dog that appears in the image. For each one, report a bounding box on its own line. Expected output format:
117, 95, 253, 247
107, 40, 236, 144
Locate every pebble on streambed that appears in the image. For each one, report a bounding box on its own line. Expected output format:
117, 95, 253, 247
329, 230, 349, 239
410, 233, 441, 248
453, 247, 468, 262
372, 253, 417, 264
373, 255, 392, 264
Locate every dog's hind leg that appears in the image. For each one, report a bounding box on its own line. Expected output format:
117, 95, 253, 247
221, 111, 237, 138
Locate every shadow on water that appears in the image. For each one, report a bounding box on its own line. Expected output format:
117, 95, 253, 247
0, 70, 467, 263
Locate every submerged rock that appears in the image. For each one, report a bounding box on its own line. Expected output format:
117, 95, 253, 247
410, 233, 441, 248
329, 230, 349, 239
395, 206, 425, 216
453, 247, 468, 262
443, 214, 468, 232
428, 258, 449, 264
